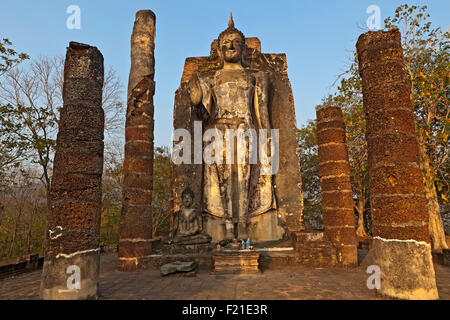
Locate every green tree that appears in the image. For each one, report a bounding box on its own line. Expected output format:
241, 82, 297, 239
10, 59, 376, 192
0, 38, 29, 173
298, 121, 323, 229
0, 166, 46, 261
152, 146, 172, 237
100, 142, 124, 245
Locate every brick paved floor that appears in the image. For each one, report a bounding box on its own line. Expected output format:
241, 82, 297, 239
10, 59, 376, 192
0, 254, 448, 300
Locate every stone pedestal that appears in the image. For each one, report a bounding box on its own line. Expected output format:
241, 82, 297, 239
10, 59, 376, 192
162, 234, 212, 254
372, 237, 439, 300
164, 243, 211, 254
212, 251, 260, 274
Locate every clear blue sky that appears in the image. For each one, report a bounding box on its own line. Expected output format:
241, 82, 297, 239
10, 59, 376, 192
1, 0, 449, 147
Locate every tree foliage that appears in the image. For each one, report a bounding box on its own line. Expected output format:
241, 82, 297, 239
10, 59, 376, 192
0, 39, 29, 174
152, 146, 172, 237
0, 38, 28, 75
298, 120, 322, 229
0, 166, 46, 263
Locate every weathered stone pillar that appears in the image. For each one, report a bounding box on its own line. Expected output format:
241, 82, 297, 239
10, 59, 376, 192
317, 106, 357, 267
40, 42, 104, 300
118, 10, 156, 271
357, 30, 438, 299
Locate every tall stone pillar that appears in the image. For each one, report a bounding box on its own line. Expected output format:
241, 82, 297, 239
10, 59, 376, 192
40, 42, 104, 300
118, 10, 156, 271
317, 106, 357, 267
357, 30, 438, 299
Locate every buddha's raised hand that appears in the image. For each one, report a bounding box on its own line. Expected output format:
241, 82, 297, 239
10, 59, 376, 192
188, 74, 203, 106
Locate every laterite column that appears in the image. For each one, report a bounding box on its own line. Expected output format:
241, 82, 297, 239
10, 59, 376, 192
317, 106, 357, 267
41, 42, 104, 299
118, 10, 156, 271
357, 30, 438, 299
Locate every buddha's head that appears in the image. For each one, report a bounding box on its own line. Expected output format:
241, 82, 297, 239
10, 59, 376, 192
218, 13, 245, 64
181, 188, 194, 208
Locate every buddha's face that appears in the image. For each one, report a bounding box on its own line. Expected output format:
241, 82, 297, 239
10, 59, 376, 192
182, 193, 193, 207
219, 32, 244, 63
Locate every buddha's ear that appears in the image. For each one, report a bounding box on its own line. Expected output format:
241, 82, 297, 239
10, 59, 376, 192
241, 43, 250, 68
216, 43, 225, 70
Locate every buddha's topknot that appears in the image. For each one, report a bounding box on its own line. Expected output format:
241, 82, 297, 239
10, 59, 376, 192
218, 12, 245, 44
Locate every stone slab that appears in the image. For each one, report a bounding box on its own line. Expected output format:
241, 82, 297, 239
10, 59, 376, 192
160, 261, 196, 276
140, 253, 213, 271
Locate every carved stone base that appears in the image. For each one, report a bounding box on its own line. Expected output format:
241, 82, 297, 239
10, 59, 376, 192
205, 211, 285, 243
162, 233, 212, 254
163, 243, 212, 255
212, 251, 260, 274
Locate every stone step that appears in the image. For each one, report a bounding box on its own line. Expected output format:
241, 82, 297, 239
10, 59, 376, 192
213, 251, 260, 274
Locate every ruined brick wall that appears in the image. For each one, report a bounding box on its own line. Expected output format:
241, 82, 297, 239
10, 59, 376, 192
41, 42, 104, 299
317, 106, 357, 267
356, 30, 429, 242
118, 10, 156, 271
